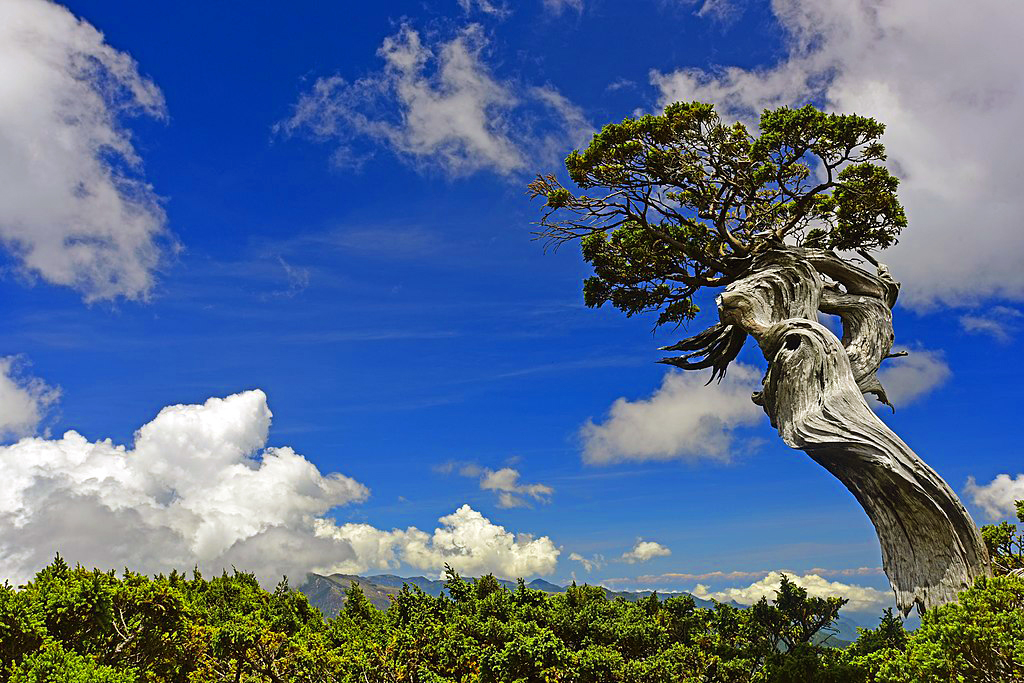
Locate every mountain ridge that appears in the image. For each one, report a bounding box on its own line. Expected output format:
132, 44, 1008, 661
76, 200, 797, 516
296, 572, 863, 646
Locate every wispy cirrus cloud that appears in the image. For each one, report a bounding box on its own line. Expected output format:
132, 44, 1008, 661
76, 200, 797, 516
542, 0, 583, 16
960, 306, 1023, 343
277, 24, 590, 178
457, 0, 511, 18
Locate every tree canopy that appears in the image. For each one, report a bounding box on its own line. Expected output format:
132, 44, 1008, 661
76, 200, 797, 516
529, 102, 906, 328
3, 556, 1024, 681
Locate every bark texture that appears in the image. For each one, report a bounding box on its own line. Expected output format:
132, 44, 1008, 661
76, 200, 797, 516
671, 247, 989, 614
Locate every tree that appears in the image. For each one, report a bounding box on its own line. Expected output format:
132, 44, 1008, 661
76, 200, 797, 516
980, 499, 1024, 576
530, 101, 989, 614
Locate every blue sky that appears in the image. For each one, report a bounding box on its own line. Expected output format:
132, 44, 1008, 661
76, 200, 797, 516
1, 0, 1022, 617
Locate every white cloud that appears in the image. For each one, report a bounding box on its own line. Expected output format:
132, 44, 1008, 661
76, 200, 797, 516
0, 389, 369, 585
580, 364, 764, 464
679, 0, 739, 22
621, 539, 671, 564
873, 348, 950, 407
960, 315, 1010, 343
651, 0, 1024, 308
691, 571, 893, 613
0, 356, 59, 441
568, 552, 605, 572
542, 0, 583, 15
606, 566, 883, 585
0, 387, 561, 584
960, 307, 1021, 343
441, 461, 555, 508
965, 474, 1024, 520
316, 504, 560, 579
480, 467, 553, 508
0, 0, 172, 301
277, 24, 589, 177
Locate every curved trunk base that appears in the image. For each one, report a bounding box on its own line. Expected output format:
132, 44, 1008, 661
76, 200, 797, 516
710, 248, 989, 614
759, 319, 988, 614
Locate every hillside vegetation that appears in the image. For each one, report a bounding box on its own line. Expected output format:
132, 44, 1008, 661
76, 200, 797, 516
1, 558, 1023, 682
1, 504, 1022, 681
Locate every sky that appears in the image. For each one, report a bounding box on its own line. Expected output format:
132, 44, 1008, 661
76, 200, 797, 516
1, 0, 1023, 619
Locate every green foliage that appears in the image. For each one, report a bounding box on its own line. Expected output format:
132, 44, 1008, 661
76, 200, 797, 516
980, 499, 1024, 575
867, 575, 1024, 682
3, 558, 1024, 681
530, 101, 906, 327
9, 642, 136, 683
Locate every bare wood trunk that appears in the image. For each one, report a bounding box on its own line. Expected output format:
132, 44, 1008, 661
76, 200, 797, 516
717, 247, 989, 614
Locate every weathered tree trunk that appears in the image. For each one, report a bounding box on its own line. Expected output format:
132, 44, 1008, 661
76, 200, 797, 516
715, 247, 989, 614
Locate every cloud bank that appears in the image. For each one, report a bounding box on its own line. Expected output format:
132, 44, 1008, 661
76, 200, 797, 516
0, 0, 172, 300
317, 505, 560, 579
652, 0, 1024, 308
581, 365, 764, 464
690, 571, 892, 613
0, 389, 559, 584
277, 24, 590, 177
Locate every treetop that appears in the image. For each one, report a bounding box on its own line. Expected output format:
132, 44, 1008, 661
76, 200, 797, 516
530, 101, 906, 327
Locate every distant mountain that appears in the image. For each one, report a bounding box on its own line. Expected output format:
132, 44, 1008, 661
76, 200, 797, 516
296, 572, 868, 649
297, 572, 724, 618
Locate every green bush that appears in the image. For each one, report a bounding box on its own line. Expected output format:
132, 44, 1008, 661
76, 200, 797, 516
2, 557, 1024, 681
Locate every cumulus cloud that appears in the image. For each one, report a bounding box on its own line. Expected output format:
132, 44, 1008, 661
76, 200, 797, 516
0, 388, 561, 584
316, 504, 560, 579
0, 0, 172, 301
569, 552, 605, 572
0, 390, 369, 584
873, 348, 950, 408
0, 356, 59, 441
277, 24, 590, 177
580, 365, 764, 464
621, 540, 671, 564
651, 0, 1024, 308
965, 474, 1024, 520
690, 571, 892, 613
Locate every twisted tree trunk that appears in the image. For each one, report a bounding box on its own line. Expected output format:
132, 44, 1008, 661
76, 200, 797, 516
699, 247, 988, 614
